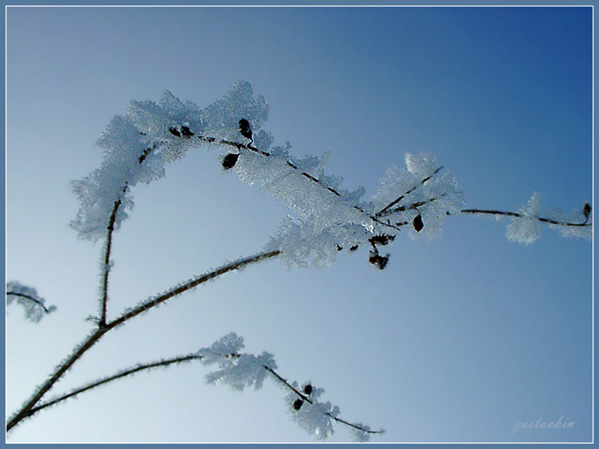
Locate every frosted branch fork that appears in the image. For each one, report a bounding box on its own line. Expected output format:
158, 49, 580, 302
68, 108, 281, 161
7, 251, 280, 432
19, 346, 381, 439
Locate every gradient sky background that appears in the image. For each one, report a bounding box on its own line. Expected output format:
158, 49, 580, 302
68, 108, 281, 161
5, 5, 593, 443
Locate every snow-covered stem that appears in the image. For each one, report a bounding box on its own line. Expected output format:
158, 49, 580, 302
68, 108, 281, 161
27, 353, 203, 418
193, 135, 401, 232
461, 208, 592, 227
7, 250, 280, 432
264, 366, 384, 437
6, 292, 52, 314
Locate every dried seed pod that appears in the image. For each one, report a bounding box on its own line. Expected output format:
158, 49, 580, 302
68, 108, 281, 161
583, 202, 592, 223
413, 214, 424, 232
180, 125, 194, 137
303, 384, 313, 395
168, 127, 181, 137
222, 153, 240, 170
239, 118, 253, 140
368, 252, 389, 270
369, 235, 395, 246
293, 399, 304, 410
349, 245, 359, 251
336, 245, 343, 251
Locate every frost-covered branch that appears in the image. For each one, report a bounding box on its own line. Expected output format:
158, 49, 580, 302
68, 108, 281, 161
99, 198, 121, 327
461, 196, 592, 244
6, 282, 56, 322
264, 366, 384, 441
7, 250, 280, 432
108, 250, 280, 329
27, 353, 203, 418
198, 333, 383, 441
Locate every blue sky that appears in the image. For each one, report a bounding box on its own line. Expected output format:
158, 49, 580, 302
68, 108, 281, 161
5, 5, 593, 443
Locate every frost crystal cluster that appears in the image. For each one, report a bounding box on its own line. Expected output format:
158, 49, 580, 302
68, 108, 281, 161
71, 80, 589, 271
198, 332, 276, 391
283, 382, 339, 441
505, 192, 592, 244
197, 334, 379, 441
70, 81, 269, 241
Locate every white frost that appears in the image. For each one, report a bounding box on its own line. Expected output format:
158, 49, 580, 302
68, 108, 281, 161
198, 333, 276, 391
506, 192, 543, 245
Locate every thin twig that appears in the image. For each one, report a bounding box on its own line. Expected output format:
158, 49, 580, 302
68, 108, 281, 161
461, 208, 592, 227
263, 366, 384, 436
28, 354, 203, 418
107, 250, 281, 330
376, 166, 444, 217
99, 198, 122, 327
6, 292, 51, 314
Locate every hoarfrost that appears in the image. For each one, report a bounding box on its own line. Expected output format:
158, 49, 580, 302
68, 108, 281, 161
198, 333, 276, 391
71, 81, 269, 241
506, 193, 543, 245
6, 281, 56, 323
546, 205, 593, 241
261, 152, 464, 267
285, 382, 338, 441
350, 424, 375, 442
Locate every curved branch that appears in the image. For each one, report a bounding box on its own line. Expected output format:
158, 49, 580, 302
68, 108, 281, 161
6, 292, 52, 314
28, 353, 203, 418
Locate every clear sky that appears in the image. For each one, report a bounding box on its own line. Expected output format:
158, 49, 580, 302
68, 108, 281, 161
5, 5, 593, 443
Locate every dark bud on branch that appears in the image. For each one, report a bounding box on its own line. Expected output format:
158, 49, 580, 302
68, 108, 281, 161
583, 202, 592, 223
336, 245, 343, 251
369, 235, 395, 246
369, 252, 389, 270
303, 384, 313, 395
168, 127, 181, 137
222, 153, 240, 170
413, 214, 424, 232
239, 118, 253, 140
180, 125, 194, 138
349, 245, 359, 251
293, 399, 304, 410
